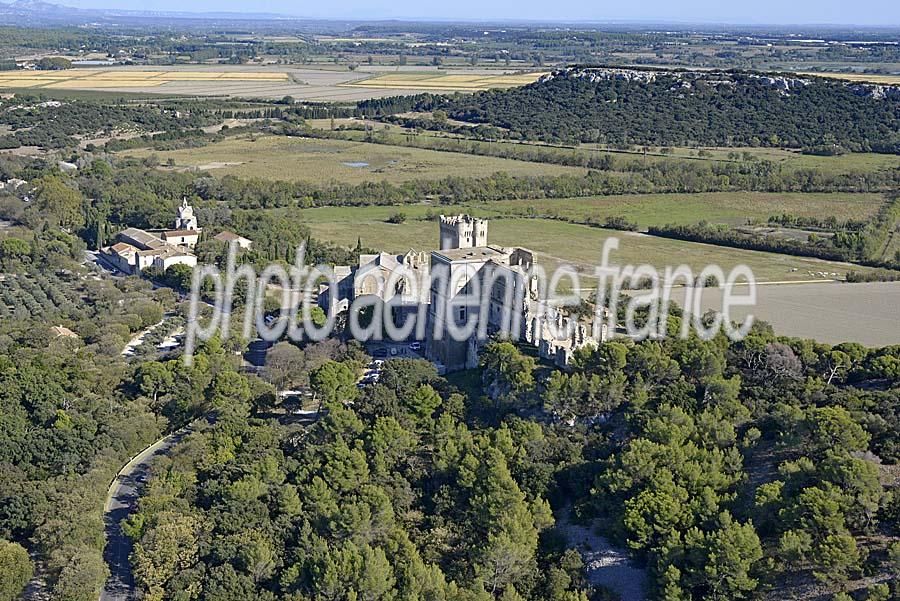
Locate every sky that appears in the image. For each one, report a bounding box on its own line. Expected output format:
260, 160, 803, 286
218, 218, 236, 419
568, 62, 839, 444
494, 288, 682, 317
57, 0, 900, 26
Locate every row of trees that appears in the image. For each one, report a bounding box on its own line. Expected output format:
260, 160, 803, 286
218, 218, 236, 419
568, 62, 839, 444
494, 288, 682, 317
99, 158, 897, 213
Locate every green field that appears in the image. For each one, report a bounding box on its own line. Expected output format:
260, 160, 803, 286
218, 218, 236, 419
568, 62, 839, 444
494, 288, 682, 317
592, 145, 900, 174
475, 192, 888, 228
299, 208, 875, 284
295, 190, 885, 237
320, 122, 900, 176
122, 134, 586, 184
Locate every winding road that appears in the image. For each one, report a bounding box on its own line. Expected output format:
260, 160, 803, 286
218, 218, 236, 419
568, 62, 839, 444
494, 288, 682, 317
99, 425, 194, 601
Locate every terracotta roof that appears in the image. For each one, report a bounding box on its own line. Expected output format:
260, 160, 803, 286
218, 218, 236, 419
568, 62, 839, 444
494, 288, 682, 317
214, 231, 246, 242
109, 242, 138, 255
163, 229, 200, 237
119, 227, 166, 250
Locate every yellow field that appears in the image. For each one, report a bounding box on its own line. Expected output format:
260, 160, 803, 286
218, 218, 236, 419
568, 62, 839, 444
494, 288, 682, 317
0, 69, 290, 89
344, 71, 547, 90
800, 71, 900, 84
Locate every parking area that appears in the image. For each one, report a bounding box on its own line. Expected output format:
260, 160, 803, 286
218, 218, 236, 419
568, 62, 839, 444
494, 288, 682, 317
366, 340, 424, 361
358, 340, 426, 388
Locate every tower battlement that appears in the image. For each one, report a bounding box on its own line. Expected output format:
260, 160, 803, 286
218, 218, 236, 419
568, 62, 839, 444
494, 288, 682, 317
439, 214, 488, 250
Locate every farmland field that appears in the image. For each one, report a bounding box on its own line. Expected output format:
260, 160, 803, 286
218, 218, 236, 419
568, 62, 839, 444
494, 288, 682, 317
297, 209, 877, 283
121, 134, 587, 184
0, 66, 546, 99
0, 68, 289, 88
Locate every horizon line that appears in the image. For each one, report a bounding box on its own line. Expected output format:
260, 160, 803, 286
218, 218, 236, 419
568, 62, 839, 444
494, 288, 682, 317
31, 3, 900, 29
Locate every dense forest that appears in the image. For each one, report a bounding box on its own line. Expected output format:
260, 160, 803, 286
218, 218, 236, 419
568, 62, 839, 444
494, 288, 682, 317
114, 321, 900, 600
386, 68, 900, 151
0, 96, 216, 150
0, 223, 188, 599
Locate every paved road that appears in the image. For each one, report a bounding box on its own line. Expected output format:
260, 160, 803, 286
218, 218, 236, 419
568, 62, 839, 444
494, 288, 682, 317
99, 427, 193, 601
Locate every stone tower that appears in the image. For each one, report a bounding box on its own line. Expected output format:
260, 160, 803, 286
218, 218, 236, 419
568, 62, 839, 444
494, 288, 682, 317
175, 197, 198, 231
439, 214, 488, 250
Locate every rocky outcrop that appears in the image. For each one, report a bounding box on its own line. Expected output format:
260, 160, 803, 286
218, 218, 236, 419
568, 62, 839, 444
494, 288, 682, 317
849, 83, 900, 100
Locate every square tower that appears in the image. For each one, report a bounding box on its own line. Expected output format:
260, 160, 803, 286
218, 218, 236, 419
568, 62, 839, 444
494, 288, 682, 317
439, 214, 488, 250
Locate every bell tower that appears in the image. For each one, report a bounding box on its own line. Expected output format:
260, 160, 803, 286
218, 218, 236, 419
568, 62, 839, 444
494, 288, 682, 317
174, 197, 198, 231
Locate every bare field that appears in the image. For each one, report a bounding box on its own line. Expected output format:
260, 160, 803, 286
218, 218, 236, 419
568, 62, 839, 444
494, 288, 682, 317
122, 134, 586, 184
343, 71, 547, 90
673, 281, 900, 346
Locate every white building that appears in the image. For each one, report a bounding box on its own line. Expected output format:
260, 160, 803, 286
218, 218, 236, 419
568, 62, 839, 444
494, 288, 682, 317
102, 201, 199, 276
162, 229, 201, 248
0, 178, 27, 192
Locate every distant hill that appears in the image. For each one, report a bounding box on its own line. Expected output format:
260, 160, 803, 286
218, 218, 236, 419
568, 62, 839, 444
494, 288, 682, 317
439, 66, 900, 152
0, 0, 293, 26
0, 0, 88, 24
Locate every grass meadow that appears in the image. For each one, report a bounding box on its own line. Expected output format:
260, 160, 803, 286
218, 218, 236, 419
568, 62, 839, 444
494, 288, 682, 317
475, 192, 888, 228
123, 134, 586, 184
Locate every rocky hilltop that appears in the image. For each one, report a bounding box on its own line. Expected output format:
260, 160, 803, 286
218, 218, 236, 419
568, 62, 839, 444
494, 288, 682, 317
539, 66, 899, 100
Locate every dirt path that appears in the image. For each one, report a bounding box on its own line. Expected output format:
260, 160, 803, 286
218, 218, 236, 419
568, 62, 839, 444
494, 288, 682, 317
556, 506, 647, 601
121, 318, 166, 357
